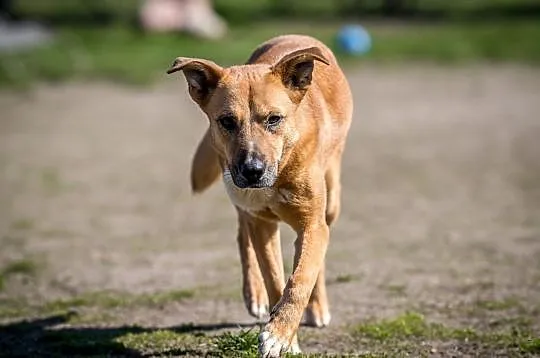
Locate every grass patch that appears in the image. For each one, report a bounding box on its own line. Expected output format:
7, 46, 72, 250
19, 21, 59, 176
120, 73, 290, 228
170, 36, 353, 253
212, 330, 340, 357
2, 312, 537, 356
336, 274, 354, 283
474, 297, 523, 311
355, 311, 476, 341
353, 311, 540, 355
2, 322, 334, 357
0, 259, 38, 291
332, 274, 359, 284
213, 329, 260, 357
115, 329, 205, 355
0, 298, 31, 318
10, 219, 34, 231
40, 167, 74, 194
44, 289, 196, 311
0, 18, 539, 88
211, 330, 387, 357
0, 289, 195, 319
1, 260, 37, 276
488, 316, 533, 330
520, 337, 540, 354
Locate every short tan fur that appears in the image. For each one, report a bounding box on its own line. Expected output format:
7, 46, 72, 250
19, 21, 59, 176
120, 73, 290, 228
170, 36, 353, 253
168, 34, 353, 358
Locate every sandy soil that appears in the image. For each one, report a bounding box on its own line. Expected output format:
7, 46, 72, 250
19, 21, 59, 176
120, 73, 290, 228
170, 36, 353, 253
1, 65, 539, 356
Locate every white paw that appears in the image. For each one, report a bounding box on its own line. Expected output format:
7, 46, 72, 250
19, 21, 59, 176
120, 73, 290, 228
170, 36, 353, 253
286, 342, 302, 355
258, 330, 290, 358
249, 301, 269, 320
243, 284, 269, 320
303, 307, 331, 328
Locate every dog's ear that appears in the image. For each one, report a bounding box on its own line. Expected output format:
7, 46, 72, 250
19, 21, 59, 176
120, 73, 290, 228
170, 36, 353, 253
167, 57, 223, 105
272, 47, 330, 95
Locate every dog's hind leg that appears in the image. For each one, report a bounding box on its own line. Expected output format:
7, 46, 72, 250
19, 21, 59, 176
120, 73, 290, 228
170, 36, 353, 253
237, 211, 269, 319
190, 129, 221, 193
303, 261, 331, 328
324, 153, 343, 227
244, 213, 285, 311
303, 154, 342, 328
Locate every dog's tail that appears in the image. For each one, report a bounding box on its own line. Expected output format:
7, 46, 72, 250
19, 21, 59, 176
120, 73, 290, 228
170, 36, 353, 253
190, 130, 221, 194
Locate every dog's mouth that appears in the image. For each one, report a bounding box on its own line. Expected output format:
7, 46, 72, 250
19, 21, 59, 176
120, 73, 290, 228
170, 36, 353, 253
223, 166, 277, 189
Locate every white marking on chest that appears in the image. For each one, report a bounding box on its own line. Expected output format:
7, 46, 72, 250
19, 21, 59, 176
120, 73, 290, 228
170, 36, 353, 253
222, 169, 291, 213
222, 169, 274, 212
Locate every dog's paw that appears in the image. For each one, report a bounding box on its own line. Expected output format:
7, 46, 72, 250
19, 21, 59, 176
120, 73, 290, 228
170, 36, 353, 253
303, 303, 331, 328
258, 328, 295, 358
244, 282, 269, 319
249, 301, 269, 319
286, 341, 302, 355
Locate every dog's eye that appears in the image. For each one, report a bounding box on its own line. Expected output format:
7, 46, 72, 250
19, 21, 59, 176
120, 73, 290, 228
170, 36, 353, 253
218, 116, 237, 132
267, 114, 283, 128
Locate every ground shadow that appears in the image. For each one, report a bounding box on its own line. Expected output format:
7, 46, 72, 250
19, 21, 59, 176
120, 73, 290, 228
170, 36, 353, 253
0, 313, 258, 357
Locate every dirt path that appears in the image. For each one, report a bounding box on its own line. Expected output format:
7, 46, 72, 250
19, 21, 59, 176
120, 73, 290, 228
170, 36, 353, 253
1, 65, 539, 357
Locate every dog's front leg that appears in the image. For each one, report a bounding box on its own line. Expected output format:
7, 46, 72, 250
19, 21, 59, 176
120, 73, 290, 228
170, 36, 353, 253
258, 211, 329, 357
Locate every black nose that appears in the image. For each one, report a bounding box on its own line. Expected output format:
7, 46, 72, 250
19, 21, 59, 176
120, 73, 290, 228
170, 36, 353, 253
239, 157, 265, 185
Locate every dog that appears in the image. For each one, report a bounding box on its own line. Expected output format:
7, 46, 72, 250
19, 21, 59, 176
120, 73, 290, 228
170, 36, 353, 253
167, 34, 353, 357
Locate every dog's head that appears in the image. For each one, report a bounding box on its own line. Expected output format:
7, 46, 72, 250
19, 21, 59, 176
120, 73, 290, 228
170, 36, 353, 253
167, 47, 329, 189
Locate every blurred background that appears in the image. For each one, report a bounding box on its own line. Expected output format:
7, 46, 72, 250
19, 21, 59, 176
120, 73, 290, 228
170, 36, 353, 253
0, 0, 539, 85
1, 1, 539, 357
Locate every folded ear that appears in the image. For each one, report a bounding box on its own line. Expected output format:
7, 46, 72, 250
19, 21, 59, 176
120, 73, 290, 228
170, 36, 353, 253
167, 57, 223, 105
271, 46, 330, 93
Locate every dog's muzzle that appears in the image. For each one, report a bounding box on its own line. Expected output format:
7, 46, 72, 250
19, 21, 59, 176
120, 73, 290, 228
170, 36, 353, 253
228, 154, 277, 189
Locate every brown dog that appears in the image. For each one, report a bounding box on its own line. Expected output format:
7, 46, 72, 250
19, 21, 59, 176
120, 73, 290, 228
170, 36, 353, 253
167, 34, 353, 357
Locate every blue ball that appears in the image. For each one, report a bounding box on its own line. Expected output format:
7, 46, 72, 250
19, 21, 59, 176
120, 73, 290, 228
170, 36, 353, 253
336, 25, 372, 55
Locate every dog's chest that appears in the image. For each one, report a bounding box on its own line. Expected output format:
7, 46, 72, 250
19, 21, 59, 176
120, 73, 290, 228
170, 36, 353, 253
221, 170, 294, 214
224, 184, 276, 213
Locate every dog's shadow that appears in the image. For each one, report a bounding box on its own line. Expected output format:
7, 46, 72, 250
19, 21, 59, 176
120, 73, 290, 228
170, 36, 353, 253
0, 312, 258, 357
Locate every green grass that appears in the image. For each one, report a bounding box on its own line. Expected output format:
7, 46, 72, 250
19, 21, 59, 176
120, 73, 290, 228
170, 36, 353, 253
115, 329, 206, 356
44, 289, 196, 310
2, 0, 538, 88
333, 274, 359, 284
335, 274, 355, 283
1, 260, 37, 276
353, 311, 540, 355
520, 337, 540, 354
474, 297, 523, 311
0, 289, 195, 319
1, 309, 538, 356
40, 167, 65, 193
355, 311, 477, 341
10, 219, 34, 231
211, 330, 373, 357
0, 259, 38, 291
214, 329, 260, 357
1, 321, 351, 357
0, 19, 539, 89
